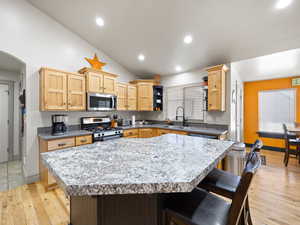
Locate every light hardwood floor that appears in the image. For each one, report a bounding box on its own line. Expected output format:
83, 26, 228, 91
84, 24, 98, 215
0, 150, 299, 225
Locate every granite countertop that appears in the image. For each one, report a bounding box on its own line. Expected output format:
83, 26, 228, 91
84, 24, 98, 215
38, 130, 93, 140
121, 124, 228, 136
41, 134, 234, 196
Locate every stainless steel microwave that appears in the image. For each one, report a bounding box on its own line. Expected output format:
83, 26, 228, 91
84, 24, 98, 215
87, 93, 117, 111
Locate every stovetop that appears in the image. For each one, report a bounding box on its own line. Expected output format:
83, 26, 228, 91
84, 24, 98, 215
83, 127, 123, 133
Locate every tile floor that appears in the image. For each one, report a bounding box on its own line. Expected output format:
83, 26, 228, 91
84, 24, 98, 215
0, 160, 25, 192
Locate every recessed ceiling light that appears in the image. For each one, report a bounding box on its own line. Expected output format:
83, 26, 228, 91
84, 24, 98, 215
96, 17, 105, 27
175, 65, 182, 72
138, 54, 145, 61
184, 35, 193, 44
275, 0, 293, 9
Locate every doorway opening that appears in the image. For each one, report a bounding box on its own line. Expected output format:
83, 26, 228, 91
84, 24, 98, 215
0, 51, 26, 191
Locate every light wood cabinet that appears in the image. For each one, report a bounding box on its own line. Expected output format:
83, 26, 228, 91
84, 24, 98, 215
127, 85, 137, 111
117, 83, 128, 110
130, 80, 154, 111
40, 68, 68, 111
139, 128, 154, 138
40, 68, 86, 111
123, 129, 139, 138
117, 82, 137, 111
75, 135, 92, 146
79, 67, 118, 95
68, 73, 86, 111
39, 135, 92, 191
207, 65, 227, 111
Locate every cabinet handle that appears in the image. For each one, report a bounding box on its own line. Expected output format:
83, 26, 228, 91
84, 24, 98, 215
58, 143, 66, 147
80, 139, 87, 143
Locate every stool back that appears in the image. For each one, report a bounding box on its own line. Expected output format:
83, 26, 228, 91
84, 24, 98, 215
227, 151, 261, 225
245, 139, 263, 167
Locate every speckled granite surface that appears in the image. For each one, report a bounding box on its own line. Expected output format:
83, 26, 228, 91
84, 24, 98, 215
41, 134, 234, 196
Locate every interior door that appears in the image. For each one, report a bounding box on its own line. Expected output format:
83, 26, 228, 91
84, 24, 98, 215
0, 84, 9, 163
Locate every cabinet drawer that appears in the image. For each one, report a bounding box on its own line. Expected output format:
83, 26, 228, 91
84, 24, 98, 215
47, 137, 75, 151
169, 130, 188, 135
75, 135, 92, 146
123, 129, 139, 137
157, 129, 171, 136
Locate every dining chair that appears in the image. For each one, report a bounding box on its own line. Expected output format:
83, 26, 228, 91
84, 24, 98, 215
283, 124, 300, 166
197, 139, 263, 225
164, 151, 261, 225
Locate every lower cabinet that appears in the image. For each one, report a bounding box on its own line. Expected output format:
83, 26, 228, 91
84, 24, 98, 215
39, 135, 92, 191
123, 128, 188, 138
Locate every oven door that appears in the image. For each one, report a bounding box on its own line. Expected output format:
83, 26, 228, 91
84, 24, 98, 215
87, 93, 117, 111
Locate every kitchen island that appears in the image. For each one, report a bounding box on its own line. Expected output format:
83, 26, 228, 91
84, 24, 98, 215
41, 134, 233, 225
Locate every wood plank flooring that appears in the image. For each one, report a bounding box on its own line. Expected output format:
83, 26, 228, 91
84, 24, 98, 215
0, 150, 299, 225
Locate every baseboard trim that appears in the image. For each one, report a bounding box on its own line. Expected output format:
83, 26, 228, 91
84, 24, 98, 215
24, 174, 40, 184
245, 143, 285, 152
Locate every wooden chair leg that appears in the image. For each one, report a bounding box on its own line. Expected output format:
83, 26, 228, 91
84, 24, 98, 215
245, 196, 253, 225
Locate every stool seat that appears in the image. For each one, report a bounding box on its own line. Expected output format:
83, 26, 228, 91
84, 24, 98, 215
165, 188, 230, 225
198, 168, 241, 198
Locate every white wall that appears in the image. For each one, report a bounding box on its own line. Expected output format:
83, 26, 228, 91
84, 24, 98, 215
142, 68, 231, 125
0, 70, 21, 158
0, 0, 137, 181
234, 48, 300, 82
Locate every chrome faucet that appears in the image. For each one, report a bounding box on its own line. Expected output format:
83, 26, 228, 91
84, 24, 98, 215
175, 106, 187, 126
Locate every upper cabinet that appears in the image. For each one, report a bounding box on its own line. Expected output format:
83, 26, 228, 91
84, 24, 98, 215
40, 68, 86, 111
130, 80, 154, 111
78, 67, 118, 95
117, 82, 137, 111
207, 64, 228, 112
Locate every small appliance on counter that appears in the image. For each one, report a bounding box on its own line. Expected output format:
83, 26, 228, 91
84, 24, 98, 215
51, 114, 68, 136
81, 116, 123, 141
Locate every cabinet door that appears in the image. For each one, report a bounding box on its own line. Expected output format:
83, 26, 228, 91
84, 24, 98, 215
117, 83, 127, 110
103, 74, 117, 94
137, 83, 153, 111
139, 128, 153, 138
86, 72, 103, 93
43, 69, 68, 111
157, 129, 171, 136
127, 85, 137, 111
68, 74, 86, 111
208, 71, 221, 111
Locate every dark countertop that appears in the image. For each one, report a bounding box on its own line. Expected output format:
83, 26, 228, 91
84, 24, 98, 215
121, 124, 228, 136
38, 123, 228, 140
38, 130, 93, 140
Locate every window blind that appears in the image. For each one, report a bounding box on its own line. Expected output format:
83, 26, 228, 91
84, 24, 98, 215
166, 85, 205, 121
259, 88, 296, 132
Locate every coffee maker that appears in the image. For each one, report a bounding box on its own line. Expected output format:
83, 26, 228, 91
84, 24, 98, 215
51, 114, 68, 136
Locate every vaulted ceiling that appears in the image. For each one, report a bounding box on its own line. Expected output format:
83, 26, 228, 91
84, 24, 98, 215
27, 0, 300, 76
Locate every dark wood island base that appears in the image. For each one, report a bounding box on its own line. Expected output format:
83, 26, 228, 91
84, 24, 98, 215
70, 194, 165, 225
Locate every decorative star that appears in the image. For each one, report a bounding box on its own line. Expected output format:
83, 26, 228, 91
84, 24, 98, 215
85, 54, 106, 70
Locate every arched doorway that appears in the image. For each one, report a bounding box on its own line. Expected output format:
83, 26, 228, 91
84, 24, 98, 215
0, 51, 26, 191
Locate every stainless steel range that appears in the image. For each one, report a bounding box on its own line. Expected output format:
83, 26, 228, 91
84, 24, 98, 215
81, 117, 123, 142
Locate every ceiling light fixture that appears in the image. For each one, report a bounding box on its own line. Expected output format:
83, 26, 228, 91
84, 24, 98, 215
138, 54, 145, 61
96, 17, 105, 27
275, 0, 293, 9
175, 65, 182, 72
184, 35, 193, 44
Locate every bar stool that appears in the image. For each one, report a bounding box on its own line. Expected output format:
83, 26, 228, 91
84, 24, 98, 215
164, 151, 261, 225
283, 124, 300, 166
197, 139, 263, 225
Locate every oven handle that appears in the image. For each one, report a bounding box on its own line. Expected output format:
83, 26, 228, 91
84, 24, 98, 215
112, 96, 115, 109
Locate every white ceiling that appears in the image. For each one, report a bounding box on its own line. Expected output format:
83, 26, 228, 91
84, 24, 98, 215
0, 51, 25, 73
27, 0, 300, 76
233, 48, 300, 82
